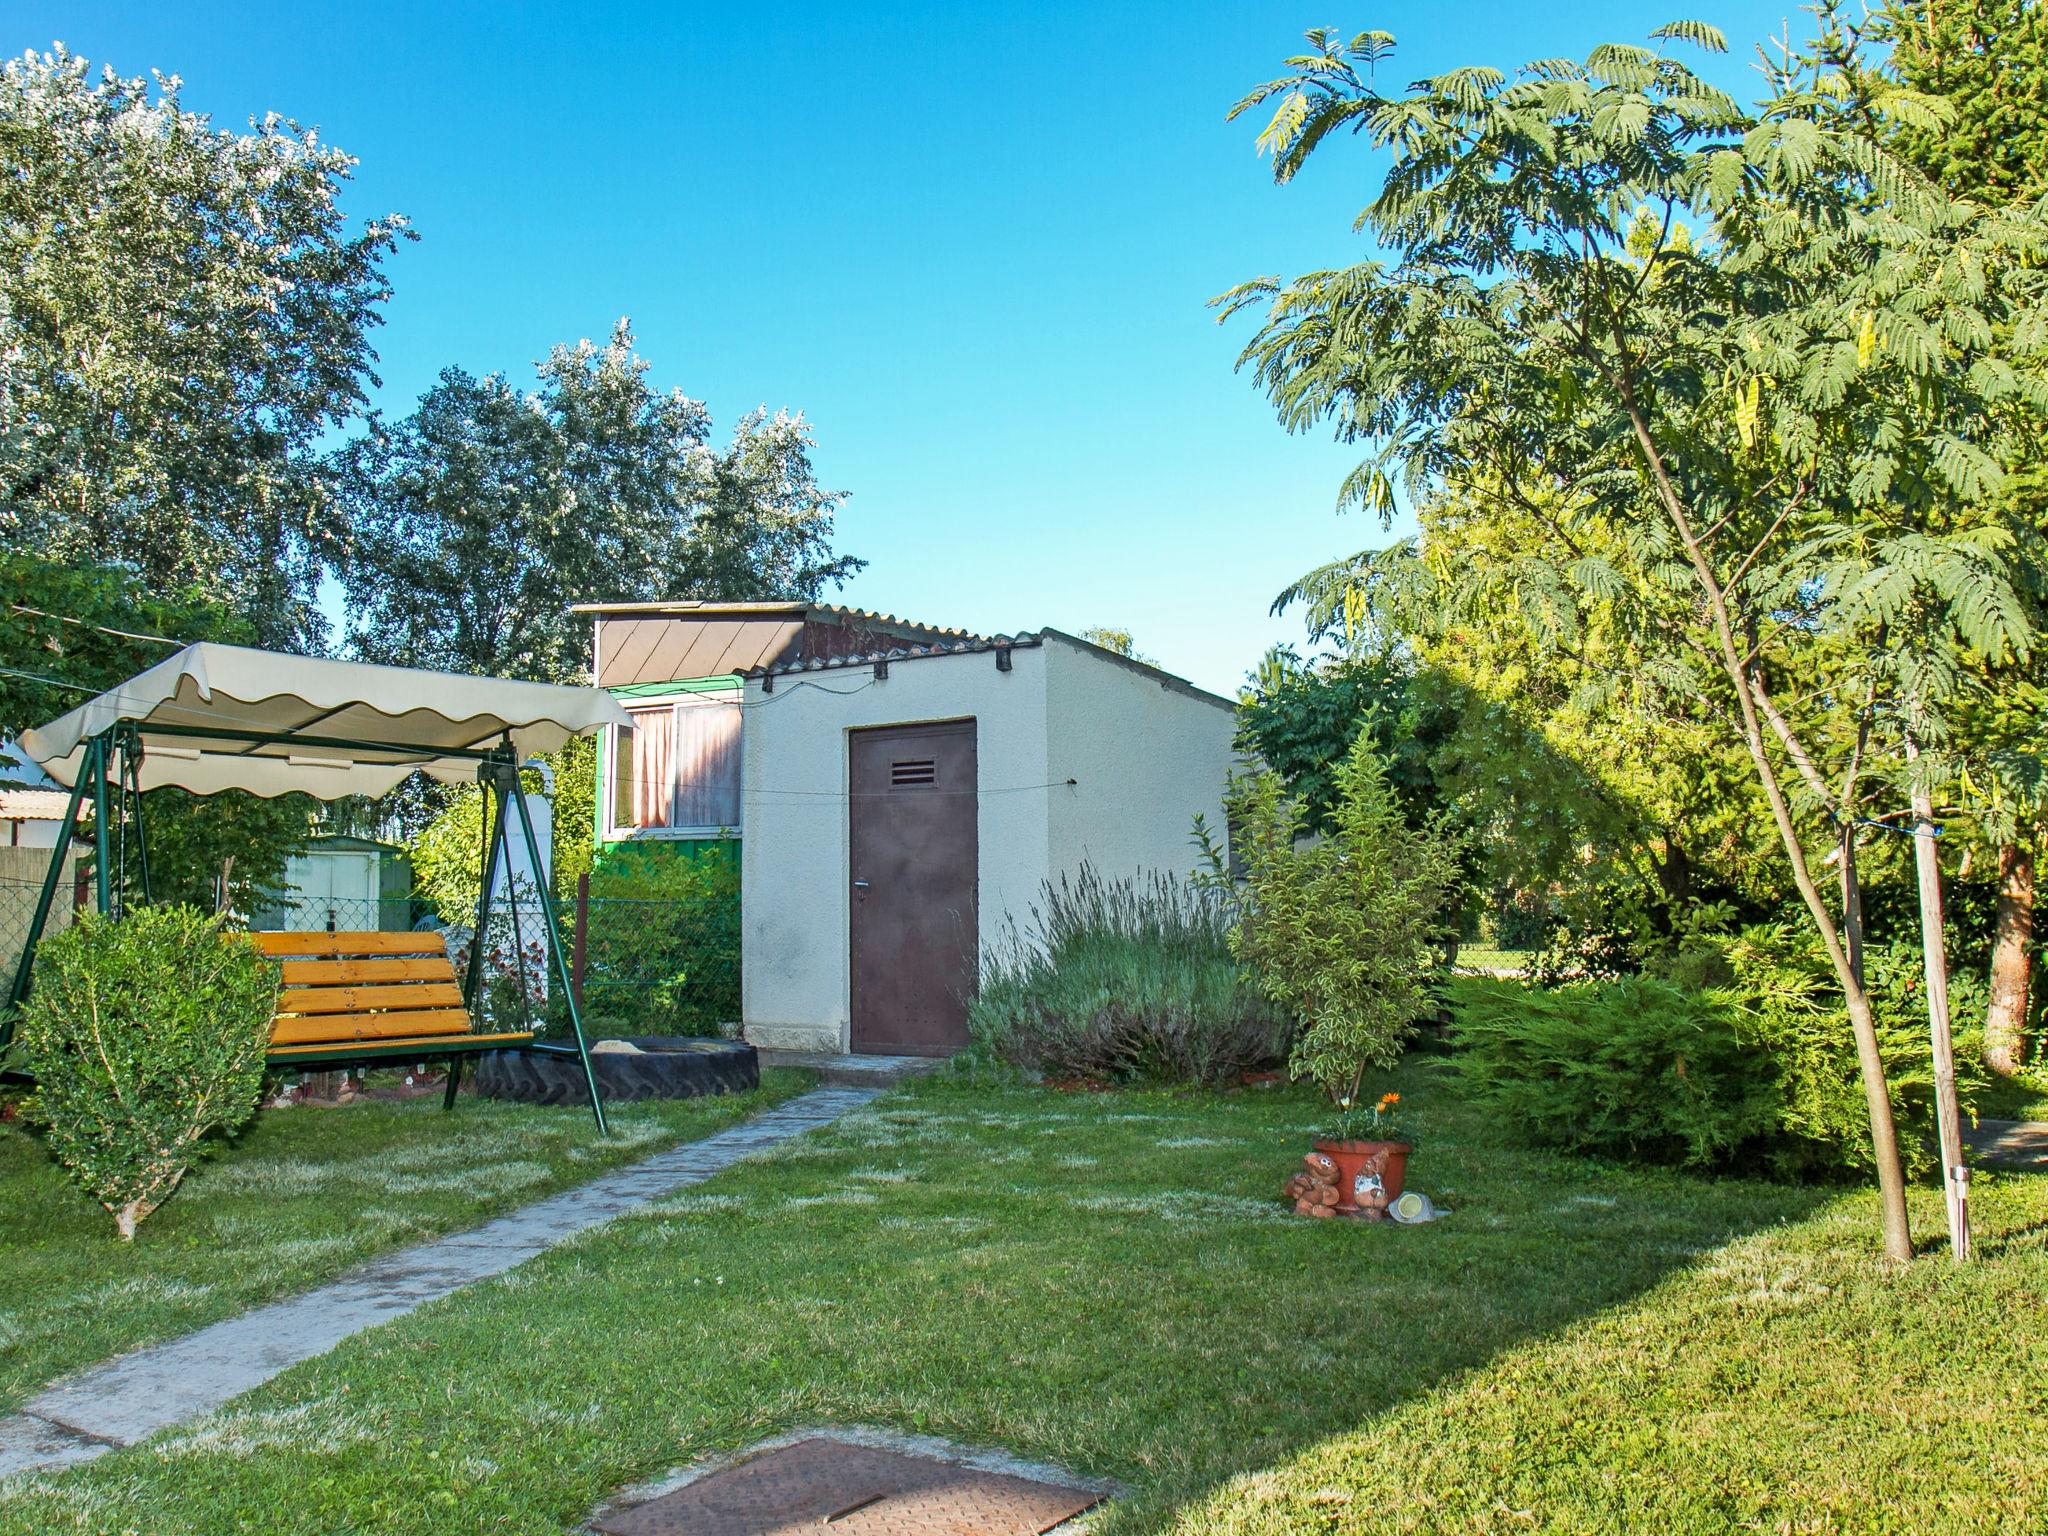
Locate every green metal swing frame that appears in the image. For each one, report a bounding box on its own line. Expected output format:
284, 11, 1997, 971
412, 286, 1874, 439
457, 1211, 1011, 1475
3, 723, 609, 1134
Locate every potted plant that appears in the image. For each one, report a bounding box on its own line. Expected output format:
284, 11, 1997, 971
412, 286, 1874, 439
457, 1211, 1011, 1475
1223, 735, 1458, 1217
1316, 1091, 1414, 1215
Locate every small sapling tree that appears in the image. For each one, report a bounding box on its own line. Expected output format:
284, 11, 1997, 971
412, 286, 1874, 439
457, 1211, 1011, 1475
1227, 734, 1460, 1128
13, 907, 276, 1239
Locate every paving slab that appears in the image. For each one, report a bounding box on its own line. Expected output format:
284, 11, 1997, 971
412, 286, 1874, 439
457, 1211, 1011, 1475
1964, 1118, 2048, 1172
0, 1085, 878, 1480
754, 1049, 947, 1090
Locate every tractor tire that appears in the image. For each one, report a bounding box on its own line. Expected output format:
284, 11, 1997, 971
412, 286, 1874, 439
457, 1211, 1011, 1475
474, 1036, 758, 1106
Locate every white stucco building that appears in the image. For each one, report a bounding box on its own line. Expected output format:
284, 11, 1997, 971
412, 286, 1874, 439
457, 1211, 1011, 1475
575, 603, 1239, 1057
739, 629, 1237, 1055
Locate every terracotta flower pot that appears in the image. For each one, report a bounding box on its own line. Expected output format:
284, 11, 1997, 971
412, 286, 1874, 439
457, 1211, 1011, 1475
1313, 1138, 1411, 1214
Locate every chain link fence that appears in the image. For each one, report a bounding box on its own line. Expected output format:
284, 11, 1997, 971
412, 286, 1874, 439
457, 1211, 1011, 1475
1, 852, 87, 1000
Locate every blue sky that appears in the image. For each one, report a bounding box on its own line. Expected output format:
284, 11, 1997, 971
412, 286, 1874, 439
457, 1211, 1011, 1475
22, 2, 1799, 694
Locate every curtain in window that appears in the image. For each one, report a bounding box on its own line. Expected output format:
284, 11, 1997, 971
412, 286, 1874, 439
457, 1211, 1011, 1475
629, 708, 673, 828
673, 698, 741, 828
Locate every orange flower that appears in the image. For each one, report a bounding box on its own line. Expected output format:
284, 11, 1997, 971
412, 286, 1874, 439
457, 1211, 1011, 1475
1378, 1092, 1400, 1110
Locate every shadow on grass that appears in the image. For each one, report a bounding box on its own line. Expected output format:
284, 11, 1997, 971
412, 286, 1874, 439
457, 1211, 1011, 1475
0, 1071, 812, 1418
0, 1055, 1880, 1535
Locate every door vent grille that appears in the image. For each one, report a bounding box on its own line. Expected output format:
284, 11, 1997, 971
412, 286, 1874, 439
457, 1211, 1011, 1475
890, 758, 937, 786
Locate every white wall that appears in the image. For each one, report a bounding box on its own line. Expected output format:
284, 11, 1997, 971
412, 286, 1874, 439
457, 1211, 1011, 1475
1042, 632, 1239, 890
3, 820, 65, 850
740, 647, 1053, 1052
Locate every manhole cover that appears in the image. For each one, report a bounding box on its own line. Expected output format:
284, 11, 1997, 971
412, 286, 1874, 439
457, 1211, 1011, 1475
593, 1437, 1102, 1535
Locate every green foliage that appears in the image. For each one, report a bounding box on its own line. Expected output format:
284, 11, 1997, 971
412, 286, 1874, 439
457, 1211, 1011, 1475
1447, 976, 1783, 1169
1724, 925, 1990, 1176
131, 789, 319, 918
0, 48, 408, 648
1884, 0, 2048, 206
1227, 733, 1460, 1124
407, 738, 595, 920
12, 908, 275, 1239
0, 554, 219, 739
1224, 11, 2048, 1250
1235, 644, 1458, 833
1078, 626, 1154, 664
968, 867, 1290, 1087
337, 322, 863, 682
1448, 924, 1993, 1177
581, 841, 741, 1033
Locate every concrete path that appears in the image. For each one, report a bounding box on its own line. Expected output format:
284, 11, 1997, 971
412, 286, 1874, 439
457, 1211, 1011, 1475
753, 1048, 946, 1090
1963, 1117, 2048, 1172
0, 1085, 879, 1480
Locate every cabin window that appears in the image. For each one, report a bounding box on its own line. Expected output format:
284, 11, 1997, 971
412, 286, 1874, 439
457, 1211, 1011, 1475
608, 694, 741, 836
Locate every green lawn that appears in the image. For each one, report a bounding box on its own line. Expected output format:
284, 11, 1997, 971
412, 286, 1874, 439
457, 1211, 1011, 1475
0, 1070, 810, 1413
1453, 945, 1532, 976
2, 1061, 2040, 1535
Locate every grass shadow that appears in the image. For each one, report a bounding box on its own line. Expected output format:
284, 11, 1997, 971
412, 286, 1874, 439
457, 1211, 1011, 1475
0, 1069, 813, 1415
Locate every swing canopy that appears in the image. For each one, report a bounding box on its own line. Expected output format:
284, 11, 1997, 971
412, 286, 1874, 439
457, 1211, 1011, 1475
20, 642, 631, 800
8, 642, 631, 1131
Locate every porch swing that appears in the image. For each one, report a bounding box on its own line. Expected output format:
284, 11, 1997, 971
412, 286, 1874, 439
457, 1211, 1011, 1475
2, 642, 633, 1133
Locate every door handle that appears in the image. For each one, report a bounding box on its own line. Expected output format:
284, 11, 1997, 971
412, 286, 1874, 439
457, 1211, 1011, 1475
852, 879, 870, 891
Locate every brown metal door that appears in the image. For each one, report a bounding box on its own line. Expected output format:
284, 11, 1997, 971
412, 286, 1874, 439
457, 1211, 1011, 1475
848, 719, 977, 1056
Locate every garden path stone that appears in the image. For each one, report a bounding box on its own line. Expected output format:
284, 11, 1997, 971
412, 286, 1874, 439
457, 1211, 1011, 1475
0, 1086, 878, 1480
1963, 1118, 2048, 1172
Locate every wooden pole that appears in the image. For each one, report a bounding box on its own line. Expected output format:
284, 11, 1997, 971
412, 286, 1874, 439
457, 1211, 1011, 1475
1907, 738, 1970, 1263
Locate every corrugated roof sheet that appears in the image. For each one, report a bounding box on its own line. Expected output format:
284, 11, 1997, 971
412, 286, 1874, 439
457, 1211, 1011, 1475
0, 787, 78, 820
740, 632, 1045, 679
738, 627, 1238, 710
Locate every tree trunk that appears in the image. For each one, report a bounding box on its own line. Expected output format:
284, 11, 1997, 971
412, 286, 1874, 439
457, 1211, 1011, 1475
111, 1194, 162, 1241
1985, 840, 2035, 1078
1908, 748, 1970, 1263
1619, 397, 1911, 1261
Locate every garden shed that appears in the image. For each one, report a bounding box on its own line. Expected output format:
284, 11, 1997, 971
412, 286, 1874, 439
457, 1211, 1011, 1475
576, 604, 1240, 1058
737, 627, 1237, 1056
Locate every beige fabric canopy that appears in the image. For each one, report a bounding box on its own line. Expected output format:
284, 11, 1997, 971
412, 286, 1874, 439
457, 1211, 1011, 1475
20, 642, 631, 800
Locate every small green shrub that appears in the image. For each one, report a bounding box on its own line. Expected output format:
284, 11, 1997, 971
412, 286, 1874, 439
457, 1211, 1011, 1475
1446, 975, 1782, 1169
1226, 733, 1460, 1129
13, 907, 277, 1239
1447, 924, 1992, 1177
1723, 925, 1987, 1178
970, 868, 1290, 1086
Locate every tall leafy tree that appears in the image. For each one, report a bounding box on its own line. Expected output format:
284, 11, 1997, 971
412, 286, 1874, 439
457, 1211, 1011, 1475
1222, 14, 2047, 1261
337, 322, 862, 682
1886, 0, 2048, 205
1283, 486, 1784, 958
0, 48, 408, 647
1885, 0, 2048, 1076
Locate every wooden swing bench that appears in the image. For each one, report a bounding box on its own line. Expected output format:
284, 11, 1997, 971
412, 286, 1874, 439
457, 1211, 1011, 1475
253, 930, 533, 1072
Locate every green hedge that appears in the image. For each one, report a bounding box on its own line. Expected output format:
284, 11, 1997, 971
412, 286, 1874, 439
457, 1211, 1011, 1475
578, 842, 740, 1034
1446, 927, 1988, 1178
